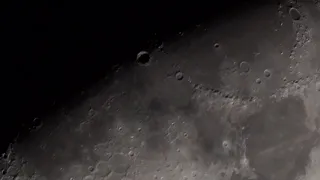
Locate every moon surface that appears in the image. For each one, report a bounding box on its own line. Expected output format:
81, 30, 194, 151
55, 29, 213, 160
1, 1, 320, 180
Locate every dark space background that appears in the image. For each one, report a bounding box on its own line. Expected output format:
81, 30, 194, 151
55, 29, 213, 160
2, 0, 277, 152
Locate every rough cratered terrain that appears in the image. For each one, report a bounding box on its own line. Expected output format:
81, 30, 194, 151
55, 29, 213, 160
1, 1, 320, 180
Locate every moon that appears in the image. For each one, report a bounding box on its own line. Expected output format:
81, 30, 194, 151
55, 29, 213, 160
1, 1, 320, 180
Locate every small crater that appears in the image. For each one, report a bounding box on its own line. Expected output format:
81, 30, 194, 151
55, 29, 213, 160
256, 78, 262, 84
175, 71, 184, 80
213, 89, 221, 94
264, 69, 271, 78
283, 77, 287, 82
214, 43, 220, 48
183, 132, 188, 138
239, 61, 250, 73
88, 166, 94, 172
222, 140, 232, 151
31, 117, 43, 131
289, 8, 301, 21
128, 151, 134, 157
136, 51, 150, 65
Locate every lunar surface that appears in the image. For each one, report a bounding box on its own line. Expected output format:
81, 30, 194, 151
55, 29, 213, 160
1, 1, 320, 180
